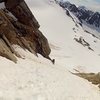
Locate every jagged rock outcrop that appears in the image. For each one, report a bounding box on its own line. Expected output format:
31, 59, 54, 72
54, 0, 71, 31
4, 0, 40, 29
0, 0, 51, 62
74, 72, 100, 88
74, 37, 94, 51
87, 12, 100, 27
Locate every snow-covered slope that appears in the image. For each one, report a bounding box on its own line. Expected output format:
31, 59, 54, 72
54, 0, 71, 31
0, 49, 100, 100
0, 0, 100, 99
26, 0, 100, 72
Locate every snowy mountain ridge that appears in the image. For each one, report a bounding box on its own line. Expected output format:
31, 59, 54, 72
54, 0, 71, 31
58, 0, 100, 34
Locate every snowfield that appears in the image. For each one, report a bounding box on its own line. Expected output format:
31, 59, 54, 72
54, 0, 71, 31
27, 0, 100, 73
0, 0, 100, 100
0, 46, 100, 100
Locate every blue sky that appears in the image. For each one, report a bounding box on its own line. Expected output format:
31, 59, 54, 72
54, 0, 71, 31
62, 0, 100, 12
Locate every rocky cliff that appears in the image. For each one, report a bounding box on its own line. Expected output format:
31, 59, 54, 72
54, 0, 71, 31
0, 0, 51, 63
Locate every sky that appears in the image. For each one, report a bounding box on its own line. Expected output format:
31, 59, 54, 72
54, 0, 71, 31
62, 0, 100, 12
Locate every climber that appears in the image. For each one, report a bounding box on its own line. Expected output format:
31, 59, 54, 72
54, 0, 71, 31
49, 58, 55, 64
2, 0, 40, 29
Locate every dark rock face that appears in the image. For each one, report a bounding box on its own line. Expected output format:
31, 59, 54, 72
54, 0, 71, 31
0, 0, 51, 62
59, 1, 100, 28
5, 0, 40, 29
5, 0, 23, 10
68, 4, 78, 13
59, 1, 78, 12
87, 12, 100, 27
77, 7, 91, 21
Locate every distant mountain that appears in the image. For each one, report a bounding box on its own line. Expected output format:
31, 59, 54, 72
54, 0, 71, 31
59, 1, 100, 28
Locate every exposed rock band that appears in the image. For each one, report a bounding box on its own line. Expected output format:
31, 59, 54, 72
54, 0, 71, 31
0, 0, 55, 64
